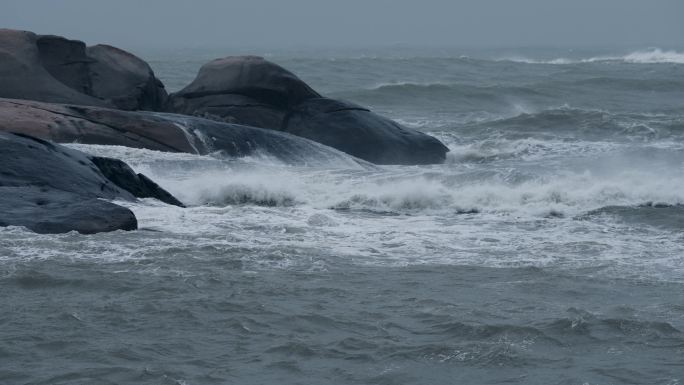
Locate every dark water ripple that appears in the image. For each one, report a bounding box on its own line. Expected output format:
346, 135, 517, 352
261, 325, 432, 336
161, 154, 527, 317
2, 260, 683, 384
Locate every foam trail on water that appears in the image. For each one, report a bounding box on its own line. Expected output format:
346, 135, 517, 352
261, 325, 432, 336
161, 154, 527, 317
499, 48, 684, 65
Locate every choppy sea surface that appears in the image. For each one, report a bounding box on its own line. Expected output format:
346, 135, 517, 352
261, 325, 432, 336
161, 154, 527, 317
2, 46, 684, 384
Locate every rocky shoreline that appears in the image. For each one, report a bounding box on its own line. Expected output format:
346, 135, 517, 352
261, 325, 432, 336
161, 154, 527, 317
0, 28, 449, 234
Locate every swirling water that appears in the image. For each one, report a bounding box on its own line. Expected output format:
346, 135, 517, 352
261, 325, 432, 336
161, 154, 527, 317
2, 47, 684, 384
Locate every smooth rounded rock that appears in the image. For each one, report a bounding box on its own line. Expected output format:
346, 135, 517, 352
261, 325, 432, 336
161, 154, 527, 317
87, 44, 167, 110
0, 29, 167, 111
284, 98, 449, 165
168, 56, 449, 164
0, 186, 138, 234
171, 56, 320, 107
0, 130, 134, 200
0, 130, 183, 234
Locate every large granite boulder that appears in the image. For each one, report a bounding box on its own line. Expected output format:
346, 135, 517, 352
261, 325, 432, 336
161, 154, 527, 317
0, 98, 368, 167
0, 29, 167, 111
0, 131, 182, 234
86, 44, 167, 110
167, 56, 449, 165
169, 56, 320, 108
0, 29, 448, 165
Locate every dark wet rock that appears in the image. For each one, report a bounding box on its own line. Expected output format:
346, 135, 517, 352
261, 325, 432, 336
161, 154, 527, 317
86, 44, 167, 111
0, 30, 102, 107
90, 157, 184, 207
0, 29, 447, 164
0, 29, 166, 111
0, 131, 134, 200
284, 98, 448, 164
167, 56, 449, 165
0, 187, 137, 234
0, 98, 196, 153
168, 56, 320, 108
0, 98, 369, 167
164, 112, 370, 166
35, 35, 95, 96
0, 131, 182, 234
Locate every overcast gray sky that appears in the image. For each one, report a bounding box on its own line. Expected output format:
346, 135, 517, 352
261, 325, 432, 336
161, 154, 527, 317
2, 0, 682, 49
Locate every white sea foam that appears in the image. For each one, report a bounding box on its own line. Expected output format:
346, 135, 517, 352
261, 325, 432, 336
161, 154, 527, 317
172, 170, 304, 207
444, 138, 616, 163
500, 48, 684, 65
6, 124, 683, 281
129, 155, 684, 222
394, 112, 501, 128
368, 81, 447, 90
3, 147, 683, 281
65, 142, 684, 218
620, 49, 684, 64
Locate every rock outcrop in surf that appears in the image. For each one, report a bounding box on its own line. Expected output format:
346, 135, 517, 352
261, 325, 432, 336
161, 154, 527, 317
0, 29, 167, 111
0, 187, 138, 235
167, 56, 449, 164
0, 98, 369, 167
89, 156, 185, 207
0, 131, 182, 234
0, 29, 448, 165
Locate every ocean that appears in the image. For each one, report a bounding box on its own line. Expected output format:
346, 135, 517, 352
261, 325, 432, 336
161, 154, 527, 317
2, 46, 684, 384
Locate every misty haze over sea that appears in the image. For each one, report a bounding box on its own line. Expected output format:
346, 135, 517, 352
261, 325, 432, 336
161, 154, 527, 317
1, 1, 683, 384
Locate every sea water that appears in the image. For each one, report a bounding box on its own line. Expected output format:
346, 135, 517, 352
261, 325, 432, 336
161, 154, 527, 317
1, 46, 683, 384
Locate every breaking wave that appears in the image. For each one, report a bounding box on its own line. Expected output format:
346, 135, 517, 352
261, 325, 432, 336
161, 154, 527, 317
65, 142, 684, 220
131, 162, 684, 221
345, 82, 546, 103
501, 48, 684, 65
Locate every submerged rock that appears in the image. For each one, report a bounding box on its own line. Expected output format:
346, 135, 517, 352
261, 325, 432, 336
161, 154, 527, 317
0, 29, 167, 111
0, 131, 182, 234
0, 98, 369, 167
167, 56, 449, 164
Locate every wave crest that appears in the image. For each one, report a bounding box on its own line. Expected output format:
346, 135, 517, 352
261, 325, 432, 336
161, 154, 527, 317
501, 48, 684, 65
622, 48, 684, 64
459, 106, 684, 141
195, 183, 299, 207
